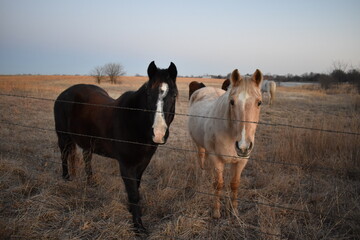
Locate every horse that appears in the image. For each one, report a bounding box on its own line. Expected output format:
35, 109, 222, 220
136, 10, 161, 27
188, 69, 263, 218
54, 61, 178, 232
188, 81, 206, 99
221, 78, 230, 91
261, 80, 276, 105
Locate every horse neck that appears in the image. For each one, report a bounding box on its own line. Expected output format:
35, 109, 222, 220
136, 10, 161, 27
114, 83, 153, 132
211, 91, 232, 129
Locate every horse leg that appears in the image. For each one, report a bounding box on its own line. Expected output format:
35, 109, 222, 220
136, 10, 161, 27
119, 162, 146, 233
83, 149, 93, 184
211, 157, 224, 218
135, 158, 151, 190
230, 159, 248, 216
196, 144, 206, 169
269, 89, 274, 105
58, 134, 75, 180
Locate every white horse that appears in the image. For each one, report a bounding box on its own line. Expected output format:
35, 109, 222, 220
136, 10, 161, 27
188, 69, 263, 218
261, 80, 276, 105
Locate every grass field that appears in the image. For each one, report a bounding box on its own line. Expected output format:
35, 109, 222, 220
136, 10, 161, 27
0, 75, 359, 239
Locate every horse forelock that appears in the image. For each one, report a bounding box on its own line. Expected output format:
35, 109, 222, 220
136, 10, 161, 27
227, 77, 262, 129
229, 77, 261, 100
149, 69, 177, 89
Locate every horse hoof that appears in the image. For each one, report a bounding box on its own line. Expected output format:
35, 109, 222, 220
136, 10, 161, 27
62, 174, 71, 181
213, 209, 221, 219
134, 224, 147, 235
87, 177, 97, 186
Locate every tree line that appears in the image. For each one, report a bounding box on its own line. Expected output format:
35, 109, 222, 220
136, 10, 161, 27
89, 62, 359, 92
90, 63, 125, 84
268, 67, 360, 92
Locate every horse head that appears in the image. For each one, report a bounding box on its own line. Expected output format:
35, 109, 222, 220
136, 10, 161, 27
147, 61, 178, 144
227, 69, 263, 158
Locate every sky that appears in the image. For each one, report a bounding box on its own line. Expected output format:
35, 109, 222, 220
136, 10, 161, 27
0, 0, 360, 76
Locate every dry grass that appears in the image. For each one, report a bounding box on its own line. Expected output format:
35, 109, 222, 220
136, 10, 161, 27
0, 75, 359, 239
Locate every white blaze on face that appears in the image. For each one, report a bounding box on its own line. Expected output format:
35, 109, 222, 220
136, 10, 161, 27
238, 90, 249, 110
152, 82, 169, 143
236, 90, 250, 151
237, 128, 248, 151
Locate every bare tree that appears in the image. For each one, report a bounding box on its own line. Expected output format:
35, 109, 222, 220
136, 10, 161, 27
332, 60, 348, 72
331, 61, 349, 83
104, 63, 125, 84
90, 66, 105, 84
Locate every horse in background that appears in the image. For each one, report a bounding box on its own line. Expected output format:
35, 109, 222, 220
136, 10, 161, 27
261, 80, 276, 105
189, 81, 206, 99
54, 61, 178, 233
188, 69, 263, 218
221, 78, 230, 91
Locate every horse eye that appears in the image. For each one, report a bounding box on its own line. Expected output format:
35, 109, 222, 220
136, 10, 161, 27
230, 99, 235, 106
258, 100, 262, 106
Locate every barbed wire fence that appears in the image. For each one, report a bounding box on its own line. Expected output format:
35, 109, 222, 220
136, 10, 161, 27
1, 92, 360, 239
1, 92, 359, 136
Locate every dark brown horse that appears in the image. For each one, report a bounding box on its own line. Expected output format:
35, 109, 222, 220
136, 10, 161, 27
54, 61, 178, 232
188, 81, 206, 99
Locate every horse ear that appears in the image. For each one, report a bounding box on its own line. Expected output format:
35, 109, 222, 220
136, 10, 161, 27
230, 69, 241, 86
168, 62, 177, 80
147, 61, 157, 78
252, 69, 263, 87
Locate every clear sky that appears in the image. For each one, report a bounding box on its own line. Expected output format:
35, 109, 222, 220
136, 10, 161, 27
1, 0, 359, 76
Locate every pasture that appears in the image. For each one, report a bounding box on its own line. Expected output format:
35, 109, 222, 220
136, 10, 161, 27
0, 75, 359, 239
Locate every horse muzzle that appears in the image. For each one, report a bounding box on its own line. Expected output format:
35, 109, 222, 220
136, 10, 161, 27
152, 128, 168, 144
152, 134, 166, 144
235, 141, 253, 158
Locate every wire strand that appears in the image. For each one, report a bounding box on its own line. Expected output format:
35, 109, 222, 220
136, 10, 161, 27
1, 92, 359, 136
1, 120, 359, 175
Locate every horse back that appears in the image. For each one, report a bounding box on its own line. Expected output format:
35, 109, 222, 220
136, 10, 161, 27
189, 81, 206, 100
54, 84, 116, 151
189, 87, 225, 106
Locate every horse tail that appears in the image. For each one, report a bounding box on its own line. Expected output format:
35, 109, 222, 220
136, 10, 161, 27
269, 81, 276, 105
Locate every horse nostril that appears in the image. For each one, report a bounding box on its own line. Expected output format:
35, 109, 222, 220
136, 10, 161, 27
235, 141, 253, 156
248, 142, 253, 151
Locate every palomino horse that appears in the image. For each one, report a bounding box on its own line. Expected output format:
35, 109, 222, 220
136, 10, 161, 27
261, 80, 276, 105
188, 69, 263, 218
188, 81, 206, 99
54, 61, 178, 232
